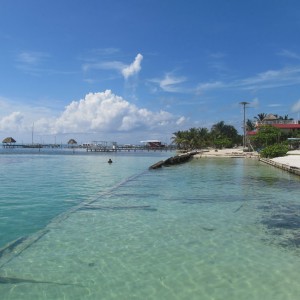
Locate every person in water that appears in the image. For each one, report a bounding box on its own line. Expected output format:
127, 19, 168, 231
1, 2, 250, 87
108, 159, 113, 163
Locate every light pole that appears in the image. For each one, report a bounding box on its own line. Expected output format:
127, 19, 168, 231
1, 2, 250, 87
32, 122, 34, 145
240, 101, 249, 150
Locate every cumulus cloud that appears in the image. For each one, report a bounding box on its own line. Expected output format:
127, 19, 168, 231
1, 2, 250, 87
0, 112, 24, 131
52, 90, 176, 134
122, 53, 143, 79
292, 99, 300, 112
0, 91, 185, 143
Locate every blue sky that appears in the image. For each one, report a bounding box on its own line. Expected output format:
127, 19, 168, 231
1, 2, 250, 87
1, 0, 300, 144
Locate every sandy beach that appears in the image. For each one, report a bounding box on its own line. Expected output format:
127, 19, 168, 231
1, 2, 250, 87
271, 150, 300, 168
194, 148, 300, 170
194, 148, 259, 158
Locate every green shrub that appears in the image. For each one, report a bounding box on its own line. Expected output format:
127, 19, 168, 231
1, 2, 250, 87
214, 137, 232, 149
260, 143, 289, 158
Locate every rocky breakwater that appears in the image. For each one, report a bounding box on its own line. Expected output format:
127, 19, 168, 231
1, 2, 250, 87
149, 151, 199, 169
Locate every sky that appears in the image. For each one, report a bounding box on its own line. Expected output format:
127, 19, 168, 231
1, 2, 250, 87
1, 0, 300, 145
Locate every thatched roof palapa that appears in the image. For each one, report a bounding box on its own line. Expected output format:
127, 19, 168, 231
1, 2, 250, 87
67, 139, 77, 145
263, 114, 278, 121
2, 137, 16, 144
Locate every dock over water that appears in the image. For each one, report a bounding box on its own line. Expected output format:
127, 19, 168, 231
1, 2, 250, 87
2, 143, 176, 152
85, 143, 175, 152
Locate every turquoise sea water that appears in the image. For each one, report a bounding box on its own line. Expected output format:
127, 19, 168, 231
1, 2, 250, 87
0, 148, 300, 299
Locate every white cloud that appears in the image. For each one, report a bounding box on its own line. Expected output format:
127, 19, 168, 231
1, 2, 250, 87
0, 91, 185, 143
268, 103, 282, 107
196, 81, 225, 93
237, 67, 300, 90
52, 90, 176, 134
15, 51, 75, 76
176, 116, 186, 125
151, 73, 187, 93
277, 49, 300, 60
195, 67, 300, 93
91, 48, 120, 56
121, 53, 143, 79
17, 51, 49, 65
291, 99, 300, 112
83, 61, 125, 72
0, 112, 24, 131
83, 53, 143, 80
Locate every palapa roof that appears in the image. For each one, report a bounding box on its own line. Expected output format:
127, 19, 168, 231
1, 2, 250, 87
2, 137, 16, 143
67, 139, 77, 144
263, 114, 278, 121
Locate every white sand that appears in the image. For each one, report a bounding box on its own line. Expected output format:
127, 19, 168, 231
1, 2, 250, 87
194, 148, 300, 169
195, 148, 258, 158
271, 150, 300, 168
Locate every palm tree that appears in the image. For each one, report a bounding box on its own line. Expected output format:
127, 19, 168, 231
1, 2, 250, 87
211, 121, 225, 138
254, 113, 267, 123
211, 121, 241, 148
172, 127, 210, 150
211, 121, 238, 139
246, 119, 255, 131
172, 130, 189, 150
278, 114, 293, 120
197, 127, 210, 148
173, 122, 241, 150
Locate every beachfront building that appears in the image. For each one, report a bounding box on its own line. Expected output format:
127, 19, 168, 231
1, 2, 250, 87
248, 114, 300, 136
140, 140, 166, 149
246, 114, 300, 149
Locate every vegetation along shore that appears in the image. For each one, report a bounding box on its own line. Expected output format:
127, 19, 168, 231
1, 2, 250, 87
172, 113, 300, 174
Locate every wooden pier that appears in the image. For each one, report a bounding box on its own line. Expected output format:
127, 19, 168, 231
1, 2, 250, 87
2, 142, 176, 152
2, 143, 62, 149
86, 144, 176, 152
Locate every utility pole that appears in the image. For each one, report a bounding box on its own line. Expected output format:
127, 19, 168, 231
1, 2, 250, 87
240, 102, 249, 150
32, 122, 34, 145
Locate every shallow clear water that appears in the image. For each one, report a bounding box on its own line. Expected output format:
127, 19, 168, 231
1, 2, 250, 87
0, 149, 300, 299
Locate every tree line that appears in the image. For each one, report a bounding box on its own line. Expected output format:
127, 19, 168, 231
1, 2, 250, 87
172, 113, 299, 157
172, 121, 242, 150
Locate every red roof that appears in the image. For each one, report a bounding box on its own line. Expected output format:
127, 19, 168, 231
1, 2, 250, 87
272, 124, 300, 129
247, 123, 300, 135
246, 131, 257, 136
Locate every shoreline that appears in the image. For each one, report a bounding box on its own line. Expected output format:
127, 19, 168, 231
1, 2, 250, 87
194, 148, 259, 158
194, 148, 300, 175
270, 150, 300, 168
262, 150, 300, 175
